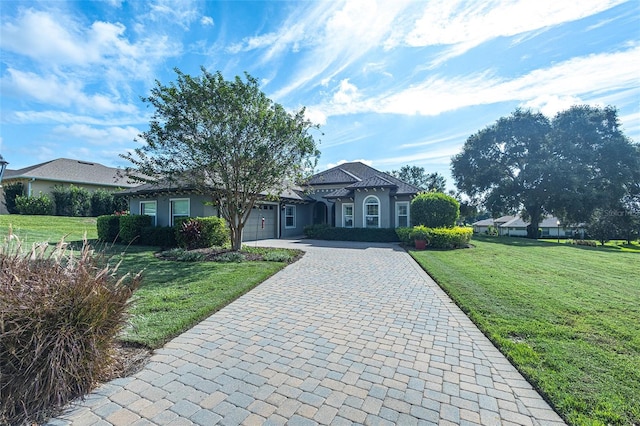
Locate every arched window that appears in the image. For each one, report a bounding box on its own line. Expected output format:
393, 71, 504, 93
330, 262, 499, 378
363, 196, 380, 228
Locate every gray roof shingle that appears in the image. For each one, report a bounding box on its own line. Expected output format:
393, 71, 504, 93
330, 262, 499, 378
4, 158, 136, 188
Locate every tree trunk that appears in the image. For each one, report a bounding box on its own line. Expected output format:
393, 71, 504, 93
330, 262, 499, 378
231, 230, 243, 251
526, 208, 542, 239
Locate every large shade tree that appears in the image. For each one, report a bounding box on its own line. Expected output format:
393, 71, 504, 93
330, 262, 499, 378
547, 105, 640, 226
123, 68, 320, 250
388, 165, 446, 192
451, 109, 553, 238
452, 105, 640, 239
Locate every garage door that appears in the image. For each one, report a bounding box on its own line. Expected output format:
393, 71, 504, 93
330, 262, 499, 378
243, 203, 278, 241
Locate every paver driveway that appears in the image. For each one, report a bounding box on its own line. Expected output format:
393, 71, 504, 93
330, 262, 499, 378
52, 239, 565, 425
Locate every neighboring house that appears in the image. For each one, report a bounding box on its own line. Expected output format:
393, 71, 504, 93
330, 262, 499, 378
0, 158, 137, 214
473, 215, 584, 238
120, 162, 422, 242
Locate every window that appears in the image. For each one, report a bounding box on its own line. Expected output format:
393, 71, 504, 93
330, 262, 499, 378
396, 202, 409, 228
170, 198, 190, 226
363, 196, 380, 228
342, 203, 354, 228
285, 205, 296, 228
140, 201, 157, 226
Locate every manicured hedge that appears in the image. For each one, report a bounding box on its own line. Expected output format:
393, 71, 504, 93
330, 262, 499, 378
119, 215, 152, 244
96, 215, 121, 242
303, 224, 399, 242
15, 194, 54, 215
397, 225, 473, 249
140, 226, 177, 248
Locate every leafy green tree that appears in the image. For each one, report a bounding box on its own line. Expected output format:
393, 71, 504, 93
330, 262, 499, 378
123, 68, 319, 250
411, 192, 459, 228
548, 105, 640, 226
389, 165, 446, 192
586, 209, 616, 246
451, 109, 552, 238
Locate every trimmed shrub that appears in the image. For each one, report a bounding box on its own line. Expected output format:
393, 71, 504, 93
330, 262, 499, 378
175, 217, 229, 250
2, 182, 24, 214
411, 192, 460, 228
0, 237, 141, 425
51, 185, 91, 217
97, 215, 121, 242
303, 224, 399, 242
15, 193, 54, 215
423, 226, 473, 249
140, 226, 177, 248
395, 227, 412, 245
119, 215, 152, 244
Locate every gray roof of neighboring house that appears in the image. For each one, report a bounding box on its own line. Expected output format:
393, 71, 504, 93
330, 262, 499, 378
315, 162, 421, 199
472, 218, 495, 226
501, 215, 563, 228
3, 158, 137, 188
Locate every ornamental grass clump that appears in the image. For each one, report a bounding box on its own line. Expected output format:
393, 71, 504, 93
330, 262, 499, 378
0, 234, 141, 425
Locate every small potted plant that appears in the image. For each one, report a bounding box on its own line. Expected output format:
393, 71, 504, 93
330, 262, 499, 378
410, 226, 429, 250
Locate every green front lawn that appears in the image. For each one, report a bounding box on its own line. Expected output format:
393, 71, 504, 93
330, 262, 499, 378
0, 215, 289, 348
410, 236, 640, 425
0, 215, 98, 244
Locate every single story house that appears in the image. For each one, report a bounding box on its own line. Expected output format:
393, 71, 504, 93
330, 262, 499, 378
120, 162, 422, 242
1, 158, 137, 214
473, 215, 585, 238
472, 215, 515, 235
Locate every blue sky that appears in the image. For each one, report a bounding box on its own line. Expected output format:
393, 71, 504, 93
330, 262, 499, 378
1, 0, 638, 191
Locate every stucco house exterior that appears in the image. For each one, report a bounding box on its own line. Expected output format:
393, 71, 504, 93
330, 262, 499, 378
472, 215, 584, 238
120, 162, 422, 242
0, 158, 137, 214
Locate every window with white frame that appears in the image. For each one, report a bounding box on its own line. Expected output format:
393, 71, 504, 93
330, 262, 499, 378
170, 198, 190, 226
396, 202, 409, 228
140, 201, 157, 226
342, 203, 354, 228
363, 196, 380, 228
285, 205, 296, 228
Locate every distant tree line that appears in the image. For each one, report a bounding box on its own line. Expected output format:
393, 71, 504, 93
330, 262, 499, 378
451, 105, 640, 241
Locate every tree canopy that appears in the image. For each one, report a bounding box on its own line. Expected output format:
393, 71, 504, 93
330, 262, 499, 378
451, 106, 640, 239
123, 67, 320, 250
451, 109, 552, 238
388, 165, 446, 192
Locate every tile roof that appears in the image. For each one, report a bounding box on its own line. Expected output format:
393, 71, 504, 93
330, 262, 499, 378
4, 158, 136, 188
310, 162, 421, 196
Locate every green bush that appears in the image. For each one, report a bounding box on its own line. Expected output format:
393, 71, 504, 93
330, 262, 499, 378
422, 226, 473, 249
51, 185, 91, 217
175, 217, 229, 249
2, 182, 24, 214
303, 224, 399, 242
96, 215, 121, 242
140, 226, 177, 248
119, 215, 152, 244
410, 226, 430, 241
91, 189, 120, 217
411, 192, 460, 228
0, 237, 141, 425
395, 227, 412, 245
15, 193, 54, 215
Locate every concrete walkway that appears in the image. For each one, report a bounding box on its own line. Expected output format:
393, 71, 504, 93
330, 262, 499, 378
51, 239, 565, 425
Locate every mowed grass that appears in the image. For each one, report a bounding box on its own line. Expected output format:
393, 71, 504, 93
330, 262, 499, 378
0, 215, 288, 349
410, 236, 640, 425
0, 214, 97, 243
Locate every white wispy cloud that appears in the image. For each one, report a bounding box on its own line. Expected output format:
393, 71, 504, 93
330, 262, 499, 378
52, 124, 141, 146
402, 0, 627, 64
308, 45, 640, 120
201, 16, 214, 26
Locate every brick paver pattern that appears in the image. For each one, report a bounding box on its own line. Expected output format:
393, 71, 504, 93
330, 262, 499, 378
51, 239, 565, 425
